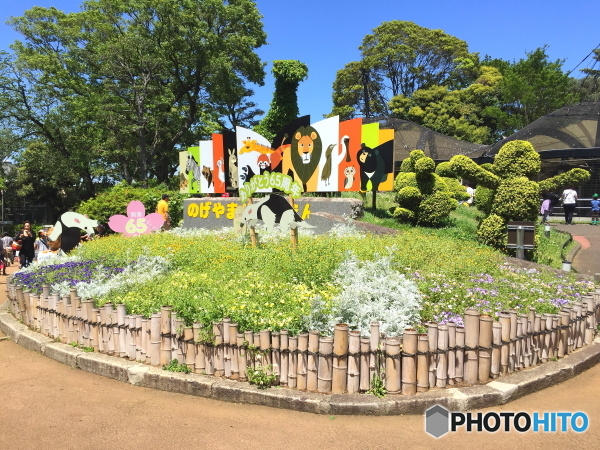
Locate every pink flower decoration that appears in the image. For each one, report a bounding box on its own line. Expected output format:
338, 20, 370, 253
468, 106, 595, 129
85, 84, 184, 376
108, 201, 165, 236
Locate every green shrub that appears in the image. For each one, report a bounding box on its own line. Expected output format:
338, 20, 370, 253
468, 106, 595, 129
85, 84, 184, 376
418, 192, 457, 226
474, 185, 495, 215
399, 158, 413, 173
435, 161, 455, 178
491, 177, 539, 222
409, 149, 426, 169
389, 206, 415, 221
538, 168, 591, 192
450, 155, 500, 189
395, 186, 422, 210
493, 140, 540, 179
414, 157, 435, 174
77, 182, 189, 226
477, 214, 507, 249
443, 177, 471, 202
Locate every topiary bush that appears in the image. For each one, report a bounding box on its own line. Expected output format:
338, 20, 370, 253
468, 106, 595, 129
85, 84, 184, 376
450, 140, 590, 249
77, 182, 190, 227
435, 161, 456, 178
390, 150, 463, 226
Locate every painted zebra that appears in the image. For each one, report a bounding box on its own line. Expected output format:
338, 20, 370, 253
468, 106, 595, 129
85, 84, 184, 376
186, 155, 202, 191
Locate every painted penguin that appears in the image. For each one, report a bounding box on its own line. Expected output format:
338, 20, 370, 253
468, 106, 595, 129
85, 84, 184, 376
240, 195, 315, 232
48, 212, 98, 253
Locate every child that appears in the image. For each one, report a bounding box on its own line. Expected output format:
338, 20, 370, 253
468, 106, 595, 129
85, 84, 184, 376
591, 194, 600, 225
540, 194, 551, 224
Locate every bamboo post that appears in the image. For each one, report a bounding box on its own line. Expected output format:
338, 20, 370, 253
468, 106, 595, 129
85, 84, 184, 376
68, 287, 75, 305
51, 293, 60, 339
455, 327, 465, 383
22, 290, 31, 327
427, 322, 438, 388
552, 315, 560, 357
447, 322, 456, 386
116, 304, 126, 357
93, 309, 101, 353
85, 300, 95, 348
436, 325, 449, 388
223, 318, 231, 378
297, 332, 309, 390
498, 312, 510, 376
307, 330, 320, 392
317, 336, 334, 393
184, 326, 195, 371
258, 329, 272, 374
509, 310, 518, 372
129, 316, 137, 360
478, 315, 493, 383
402, 329, 418, 395
385, 336, 401, 395
540, 314, 548, 363
515, 319, 523, 370
150, 313, 161, 366
194, 323, 206, 374
214, 322, 225, 377
288, 335, 298, 389
237, 333, 247, 381
544, 314, 554, 360
577, 304, 585, 349
332, 324, 349, 394
532, 314, 541, 365
558, 311, 569, 358
249, 226, 258, 247
572, 303, 582, 349
279, 330, 289, 386
347, 331, 361, 394
491, 322, 501, 379
523, 314, 531, 368
31, 294, 39, 332
359, 338, 371, 392
134, 315, 142, 361
105, 304, 115, 356
369, 322, 380, 384
140, 318, 148, 362
583, 297, 595, 343
520, 314, 529, 368
464, 308, 480, 384
160, 306, 171, 365
172, 314, 181, 362
569, 307, 576, 353
417, 333, 429, 392
244, 330, 254, 371
229, 323, 239, 380
271, 332, 280, 383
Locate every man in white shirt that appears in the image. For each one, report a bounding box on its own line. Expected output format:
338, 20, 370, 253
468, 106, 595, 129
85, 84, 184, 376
560, 187, 578, 224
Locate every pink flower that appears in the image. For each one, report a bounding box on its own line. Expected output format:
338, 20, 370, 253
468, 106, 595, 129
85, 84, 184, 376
108, 201, 164, 236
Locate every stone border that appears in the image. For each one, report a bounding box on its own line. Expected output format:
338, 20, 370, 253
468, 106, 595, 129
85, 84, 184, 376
2, 301, 600, 416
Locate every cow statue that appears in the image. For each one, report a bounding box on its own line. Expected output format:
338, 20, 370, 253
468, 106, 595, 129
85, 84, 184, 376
47, 212, 99, 253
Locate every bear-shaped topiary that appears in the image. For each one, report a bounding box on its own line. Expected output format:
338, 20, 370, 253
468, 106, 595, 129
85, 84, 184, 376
450, 140, 590, 248
390, 150, 469, 226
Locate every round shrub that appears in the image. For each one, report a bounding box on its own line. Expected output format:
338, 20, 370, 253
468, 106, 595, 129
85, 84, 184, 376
474, 185, 495, 215
477, 214, 507, 249
399, 158, 413, 173
389, 206, 415, 221
395, 186, 423, 210
417, 192, 456, 226
414, 157, 436, 174
409, 149, 426, 169
435, 161, 455, 178
493, 140, 540, 179
394, 172, 419, 192
491, 177, 540, 222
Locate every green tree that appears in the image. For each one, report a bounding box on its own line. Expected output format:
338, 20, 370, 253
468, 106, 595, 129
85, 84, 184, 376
330, 21, 471, 118
576, 48, 600, 102
484, 47, 580, 130
254, 60, 308, 142
1, 0, 267, 187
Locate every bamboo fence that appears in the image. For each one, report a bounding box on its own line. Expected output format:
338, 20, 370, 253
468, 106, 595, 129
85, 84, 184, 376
5, 279, 600, 395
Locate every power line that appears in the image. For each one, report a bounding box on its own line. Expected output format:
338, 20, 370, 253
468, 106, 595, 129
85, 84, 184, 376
566, 43, 600, 77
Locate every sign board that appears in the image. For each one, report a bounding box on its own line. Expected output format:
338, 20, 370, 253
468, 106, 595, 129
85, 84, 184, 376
506, 221, 535, 250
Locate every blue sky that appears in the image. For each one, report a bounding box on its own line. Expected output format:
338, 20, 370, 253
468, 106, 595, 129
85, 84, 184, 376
1, 0, 599, 122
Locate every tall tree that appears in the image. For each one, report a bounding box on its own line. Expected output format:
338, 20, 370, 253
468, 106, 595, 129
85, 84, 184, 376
330, 21, 471, 119
254, 60, 308, 142
577, 48, 600, 102
1, 0, 267, 187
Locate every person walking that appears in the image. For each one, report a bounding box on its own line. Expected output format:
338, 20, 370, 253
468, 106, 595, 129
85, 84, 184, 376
14, 221, 35, 268
1, 232, 13, 266
591, 194, 600, 225
540, 194, 551, 224
560, 187, 578, 225
156, 194, 171, 230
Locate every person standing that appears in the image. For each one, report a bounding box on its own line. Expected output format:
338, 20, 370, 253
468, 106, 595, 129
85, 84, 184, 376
560, 187, 578, 225
34, 230, 49, 259
590, 194, 600, 225
14, 221, 35, 268
1, 233, 13, 265
540, 194, 551, 224
465, 184, 475, 206
156, 194, 171, 230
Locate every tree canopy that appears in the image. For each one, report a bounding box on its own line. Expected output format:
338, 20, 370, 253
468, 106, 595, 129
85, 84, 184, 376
0, 0, 267, 210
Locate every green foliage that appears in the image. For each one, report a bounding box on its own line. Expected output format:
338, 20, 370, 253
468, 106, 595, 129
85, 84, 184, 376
395, 186, 422, 210
366, 373, 387, 398
77, 183, 188, 226
538, 168, 591, 193
409, 150, 426, 170
474, 185, 495, 215
162, 359, 192, 374
418, 192, 457, 226
449, 155, 500, 189
493, 141, 540, 179
491, 177, 540, 222
535, 228, 573, 269
329, 21, 470, 118
435, 161, 455, 178
254, 60, 308, 142
389, 206, 415, 222
477, 214, 507, 249
247, 364, 277, 389
414, 157, 435, 174
442, 177, 470, 202
399, 158, 413, 173
2, 0, 266, 185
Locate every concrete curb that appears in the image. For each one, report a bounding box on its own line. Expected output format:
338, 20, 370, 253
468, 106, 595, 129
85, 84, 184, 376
2, 301, 600, 415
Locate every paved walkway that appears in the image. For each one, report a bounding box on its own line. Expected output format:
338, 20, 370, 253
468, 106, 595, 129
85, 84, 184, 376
2, 229, 600, 448
553, 221, 600, 276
